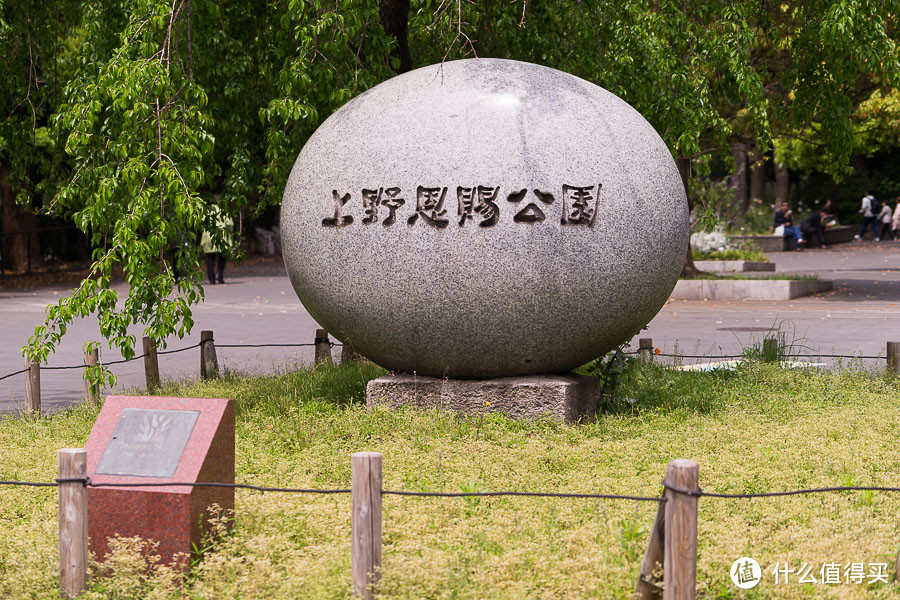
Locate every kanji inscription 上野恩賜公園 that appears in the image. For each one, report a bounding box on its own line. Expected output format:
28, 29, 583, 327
361, 187, 406, 226
321, 185, 601, 228
457, 185, 501, 227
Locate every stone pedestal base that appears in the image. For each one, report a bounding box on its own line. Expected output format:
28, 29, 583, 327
366, 374, 600, 423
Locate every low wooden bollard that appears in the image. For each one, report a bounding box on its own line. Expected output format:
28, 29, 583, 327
200, 330, 219, 379
24, 358, 41, 415
664, 459, 699, 600
634, 499, 666, 599
142, 336, 160, 391
315, 329, 333, 364
639, 338, 654, 362
351, 452, 382, 599
58, 448, 88, 599
341, 343, 364, 363
895, 550, 900, 586
888, 341, 900, 373
83, 348, 100, 403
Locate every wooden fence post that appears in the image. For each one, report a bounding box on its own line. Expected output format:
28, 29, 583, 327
663, 459, 699, 600
635, 499, 666, 599
58, 448, 88, 599
352, 452, 382, 599
200, 330, 219, 379
341, 343, 364, 364
639, 338, 654, 363
83, 348, 99, 403
142, 336, 160, 391
315, 329, 333, 365
887, 341, 900, 373
24, 358, 40, 415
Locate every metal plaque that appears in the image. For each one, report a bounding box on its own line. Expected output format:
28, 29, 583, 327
95, 408, 200, 478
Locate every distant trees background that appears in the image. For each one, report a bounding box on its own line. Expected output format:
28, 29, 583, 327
1, 0, 898, 370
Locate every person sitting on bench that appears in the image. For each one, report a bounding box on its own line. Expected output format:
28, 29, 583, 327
773, 201, 803, 250
799, 209, 836, 249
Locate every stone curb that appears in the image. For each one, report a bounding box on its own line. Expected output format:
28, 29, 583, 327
670, 279, 833, 301
693, 260, 775, 273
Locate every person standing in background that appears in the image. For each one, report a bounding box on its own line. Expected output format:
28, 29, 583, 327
878, 200, 893, 241
893, 197, 900, 241
201, 204, 234, 284
855, 190, 880, 241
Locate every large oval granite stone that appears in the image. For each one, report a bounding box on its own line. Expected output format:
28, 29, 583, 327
282, 58, 689, 378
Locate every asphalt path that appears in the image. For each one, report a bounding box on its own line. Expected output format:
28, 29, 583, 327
643, 240, 900, 363
0, 260, 321, 415
1, 241, 898, 415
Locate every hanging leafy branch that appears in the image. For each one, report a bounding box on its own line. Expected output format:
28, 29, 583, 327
18, 0, 394, 389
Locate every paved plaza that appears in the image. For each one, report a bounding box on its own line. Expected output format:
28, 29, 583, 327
645, 241, 900, 363
1, 241, 898, 415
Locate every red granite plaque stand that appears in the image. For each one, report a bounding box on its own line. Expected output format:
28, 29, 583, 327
85, 395, 235, 570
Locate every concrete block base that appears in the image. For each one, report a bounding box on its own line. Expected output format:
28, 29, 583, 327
366, 373, 601, 423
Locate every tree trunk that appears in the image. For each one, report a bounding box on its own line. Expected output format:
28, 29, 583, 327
749, 149, 765, 205
775, 161, 789, 206
1, 163, 40, 273
731, 142, 749, 214
677, 156, 707, 279
380, 0, 411, 74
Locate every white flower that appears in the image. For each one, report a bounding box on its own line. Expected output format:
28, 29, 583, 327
690, 227, 731, 253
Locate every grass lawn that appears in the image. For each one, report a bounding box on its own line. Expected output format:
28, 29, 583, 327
1, 360, 899, 599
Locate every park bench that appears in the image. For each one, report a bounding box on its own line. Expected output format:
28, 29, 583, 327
731, 225, 853, 251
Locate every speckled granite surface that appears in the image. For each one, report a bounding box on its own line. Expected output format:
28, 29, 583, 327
283, 58, 688, 378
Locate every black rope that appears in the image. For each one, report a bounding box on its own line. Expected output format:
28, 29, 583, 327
216, 343, 316, 348
656, 353, 745, 359
0, 480, 59, 488
1, 345, 888, 382
0, 368, 28, 382
0, 478, 660, 500
383, 490, 664, 501
27, 343, 203, 372
788, 353, 883, 360
5, 478, 900, 500
157, 342, 203, 356
662, 481, 900, 498
655, 353, 883, 361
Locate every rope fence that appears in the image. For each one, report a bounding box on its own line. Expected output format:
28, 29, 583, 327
632, 336, 899, 367
653, 352, 885, 360
8, 477, 900, 500
4, 452, 900, 599
7, 328, 356, 415
39, 342, 203, 371
3, 333, 898, 416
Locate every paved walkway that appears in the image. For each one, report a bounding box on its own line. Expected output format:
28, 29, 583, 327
1, 242, 898, 415
0, 260, 321, 415
644, 240, 900, 363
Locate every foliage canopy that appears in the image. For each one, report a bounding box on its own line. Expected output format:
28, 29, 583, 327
1, 0, 897, 375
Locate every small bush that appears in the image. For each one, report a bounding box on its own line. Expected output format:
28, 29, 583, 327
693, 247, 769, 262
